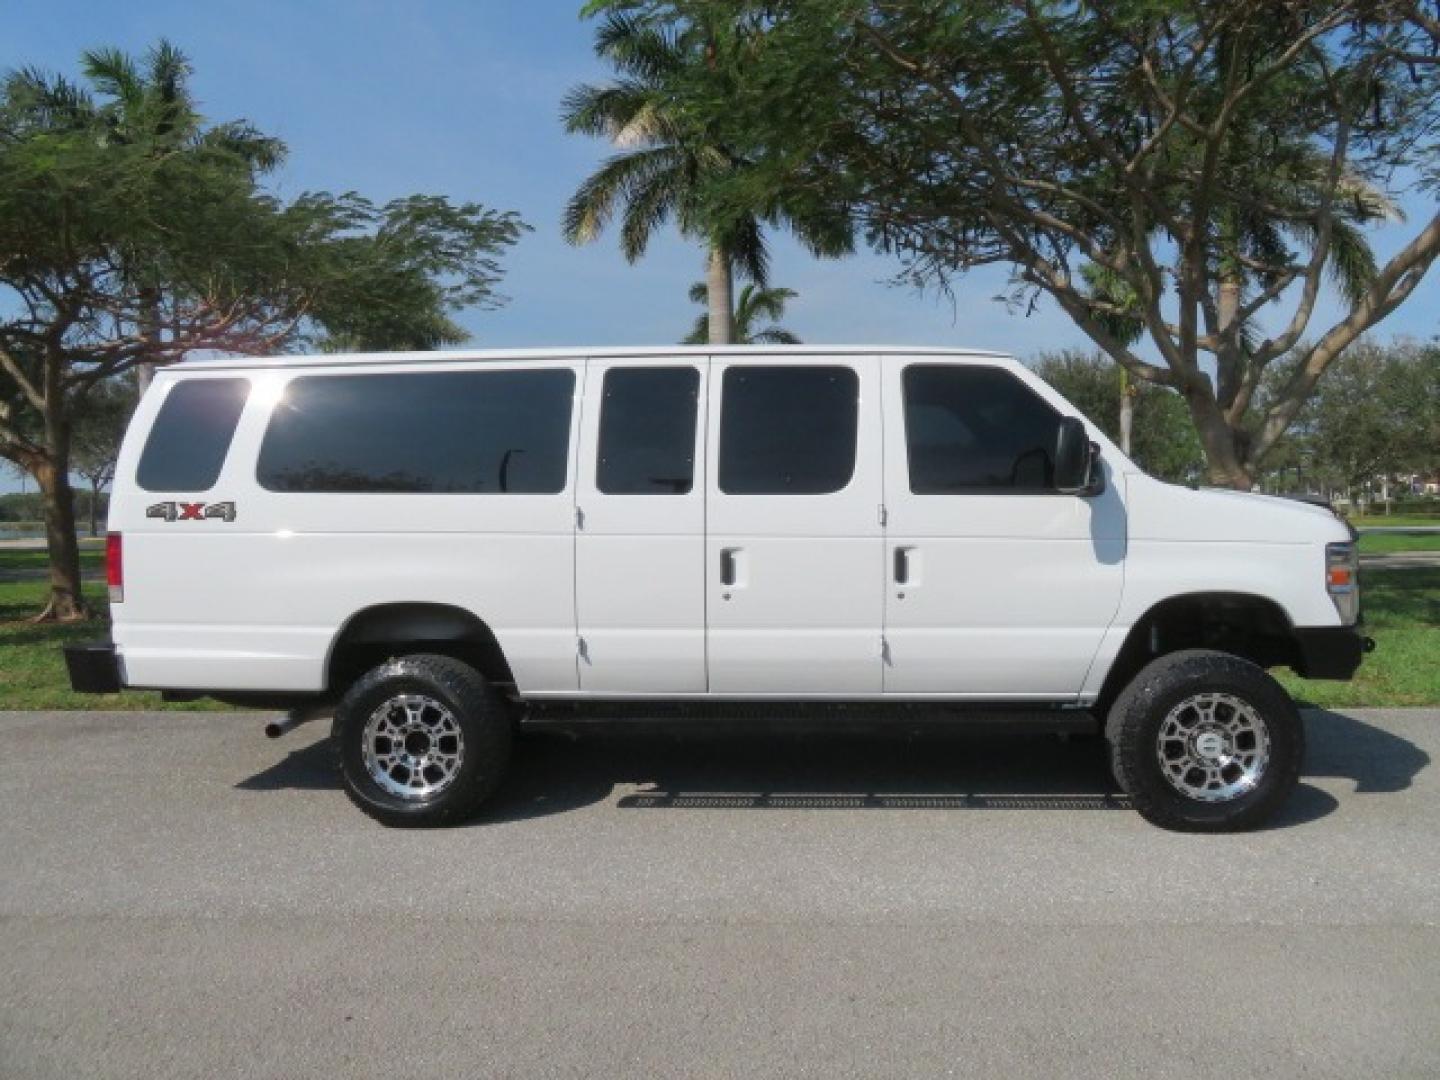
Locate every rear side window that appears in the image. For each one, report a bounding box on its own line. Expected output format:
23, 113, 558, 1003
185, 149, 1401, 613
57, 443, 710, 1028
136, 378, 250, 492
719, 366, 858, 495
903, 365, 1061, 492
597, 367, 700, 494
257, 369, 574, 493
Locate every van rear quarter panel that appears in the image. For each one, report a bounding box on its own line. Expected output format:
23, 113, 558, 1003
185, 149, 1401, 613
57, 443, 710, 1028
111, 362, 581, 693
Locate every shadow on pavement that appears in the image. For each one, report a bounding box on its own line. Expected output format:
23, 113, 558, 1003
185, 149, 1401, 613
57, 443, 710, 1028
1299, 708, 1431, 793
237, 707, 1428, 829
497, 729, 1130, 824
236, 737, 337, 792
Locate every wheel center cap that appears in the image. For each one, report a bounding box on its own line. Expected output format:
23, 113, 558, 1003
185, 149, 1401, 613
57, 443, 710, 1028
1194, 731, 1228, 761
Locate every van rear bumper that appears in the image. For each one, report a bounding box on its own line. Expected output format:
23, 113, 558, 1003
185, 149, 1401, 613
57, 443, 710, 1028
62, 641, 123, 694
1292, 625, 1373, 681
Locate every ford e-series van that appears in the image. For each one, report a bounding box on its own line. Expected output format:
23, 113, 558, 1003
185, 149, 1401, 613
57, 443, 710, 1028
65, 347, 1368, 831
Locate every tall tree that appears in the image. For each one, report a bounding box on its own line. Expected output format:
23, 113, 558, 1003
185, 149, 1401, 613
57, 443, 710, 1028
562, 8, 849, 343
0, 44, 527, 620
683, 281, 800, 344
621, 1, 1440, 487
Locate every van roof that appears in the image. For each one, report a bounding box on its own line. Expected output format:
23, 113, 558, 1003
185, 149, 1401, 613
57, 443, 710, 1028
172, 344, 1013, 372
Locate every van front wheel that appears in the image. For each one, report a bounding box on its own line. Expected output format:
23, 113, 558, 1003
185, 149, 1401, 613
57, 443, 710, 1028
335, 654, 511, 827
1106, 650, 1303, 832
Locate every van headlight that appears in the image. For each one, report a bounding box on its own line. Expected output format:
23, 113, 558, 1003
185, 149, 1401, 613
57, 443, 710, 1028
1326, 542, 1359, 624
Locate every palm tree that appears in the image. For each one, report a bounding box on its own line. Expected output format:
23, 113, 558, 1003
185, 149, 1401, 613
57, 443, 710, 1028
79, 42, 283, 168
683, 282, 800, 345
75, 43, 284, 390
561, 13, 848, 344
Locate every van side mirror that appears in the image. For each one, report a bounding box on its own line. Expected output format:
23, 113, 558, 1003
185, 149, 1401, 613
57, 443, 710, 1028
1054, 417, 1102, 495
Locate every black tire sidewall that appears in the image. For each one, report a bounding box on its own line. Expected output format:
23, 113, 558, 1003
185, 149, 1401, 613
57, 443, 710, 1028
336, 655, 510, 827
1109, 651, 1303, 831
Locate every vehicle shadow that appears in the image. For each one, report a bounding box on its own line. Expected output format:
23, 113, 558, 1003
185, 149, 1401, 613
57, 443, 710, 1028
236, 707, 1427, 829
504, 728, 1132, 823
1298, 708, 1431, 794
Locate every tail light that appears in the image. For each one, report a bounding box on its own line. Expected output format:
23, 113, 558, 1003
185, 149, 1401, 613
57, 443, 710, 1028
106, 533, 123, 603
1325, 541, 1358, 624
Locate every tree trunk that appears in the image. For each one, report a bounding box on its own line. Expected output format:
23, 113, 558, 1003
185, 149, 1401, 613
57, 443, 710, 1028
89, 479, 101, 538
1215, 273, 1244, 409
33, 458, 92, 622
706, 244, 735, 346
135, 286, 161, 394
1118, 369, 1135, 455
1186, 391, 1253, 490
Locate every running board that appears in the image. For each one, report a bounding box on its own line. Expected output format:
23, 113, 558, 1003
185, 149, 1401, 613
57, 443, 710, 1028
521, 700, 1099, 735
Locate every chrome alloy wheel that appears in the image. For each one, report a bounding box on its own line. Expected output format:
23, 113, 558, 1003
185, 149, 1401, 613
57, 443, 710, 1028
362, 694, 465, 800
1155, 692, 1271, 803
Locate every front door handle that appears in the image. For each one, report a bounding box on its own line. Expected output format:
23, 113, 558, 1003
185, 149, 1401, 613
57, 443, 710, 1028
894, 546, 912, 585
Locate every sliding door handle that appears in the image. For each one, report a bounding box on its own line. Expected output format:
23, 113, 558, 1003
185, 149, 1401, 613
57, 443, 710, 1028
720, 547, 739, 586
894, 546, 912, 585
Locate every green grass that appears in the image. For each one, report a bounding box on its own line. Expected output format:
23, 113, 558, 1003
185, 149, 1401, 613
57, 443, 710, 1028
0, 547, 96, 576
1350, 514, 1440, 528
1277, 567, 1440, 709
1, 552, 1436, 711
1358, 532, 1440, 555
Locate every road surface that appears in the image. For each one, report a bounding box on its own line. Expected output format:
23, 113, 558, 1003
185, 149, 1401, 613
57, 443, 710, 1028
1, 708, 1437, 1078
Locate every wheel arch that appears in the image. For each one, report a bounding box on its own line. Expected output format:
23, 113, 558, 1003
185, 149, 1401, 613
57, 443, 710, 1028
1094, 591, 1301, 715
324, 603, 516, 696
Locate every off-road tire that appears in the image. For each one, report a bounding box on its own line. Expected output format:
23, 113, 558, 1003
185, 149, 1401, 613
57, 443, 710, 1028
1106, 649, 1303, 832
335, 653, 512, 827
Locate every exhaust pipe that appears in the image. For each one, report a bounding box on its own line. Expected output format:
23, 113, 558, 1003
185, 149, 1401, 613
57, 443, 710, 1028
265, 703, 331, 739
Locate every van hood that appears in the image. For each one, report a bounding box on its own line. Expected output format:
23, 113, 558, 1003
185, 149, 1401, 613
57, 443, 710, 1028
1126, 476, 1352, 544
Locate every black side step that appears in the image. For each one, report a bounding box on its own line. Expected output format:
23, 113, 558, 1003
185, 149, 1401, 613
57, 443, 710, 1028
521, 700, 1099, 736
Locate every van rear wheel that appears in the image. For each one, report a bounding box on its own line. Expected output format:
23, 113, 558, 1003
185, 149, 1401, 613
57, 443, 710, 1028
335, 654, 511, 827
1106, 649, 1303, 832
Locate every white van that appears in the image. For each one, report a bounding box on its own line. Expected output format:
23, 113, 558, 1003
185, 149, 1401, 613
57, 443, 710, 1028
66, 347, 1369, 831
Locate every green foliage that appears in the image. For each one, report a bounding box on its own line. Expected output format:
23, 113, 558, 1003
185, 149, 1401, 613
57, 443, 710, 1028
561, 8, 852, 293
0, 40, 528, 380
306, 194, 529, 352
1256, 341, 1440, 494
598, 1, 1440, 486
683, 281, 800, 344
1030, 350, 1203, 484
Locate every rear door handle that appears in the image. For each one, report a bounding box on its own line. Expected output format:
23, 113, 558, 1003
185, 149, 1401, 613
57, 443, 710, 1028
720, 547, 739, 586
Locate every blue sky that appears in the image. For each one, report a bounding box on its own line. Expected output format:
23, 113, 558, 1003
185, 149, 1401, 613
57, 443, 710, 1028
3, 1, 1437, 493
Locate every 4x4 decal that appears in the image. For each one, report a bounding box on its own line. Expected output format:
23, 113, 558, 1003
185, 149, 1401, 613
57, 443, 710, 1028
146, 501, 237, 523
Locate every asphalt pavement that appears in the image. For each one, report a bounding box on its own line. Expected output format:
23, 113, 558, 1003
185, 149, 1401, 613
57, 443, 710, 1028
1, 707, 1437, 1079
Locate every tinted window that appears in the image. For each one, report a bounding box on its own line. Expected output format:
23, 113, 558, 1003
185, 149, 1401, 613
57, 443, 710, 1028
719, 366, 858, 495
904, 365, 1061, 493
597, 367, 699, 494
137, 378, 250, 492
257, 369, 574, 493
